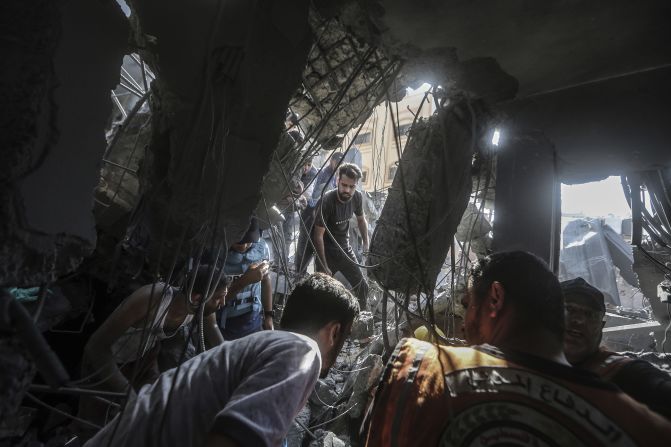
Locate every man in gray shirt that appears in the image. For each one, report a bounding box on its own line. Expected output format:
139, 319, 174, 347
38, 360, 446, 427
85, 273, 359, 447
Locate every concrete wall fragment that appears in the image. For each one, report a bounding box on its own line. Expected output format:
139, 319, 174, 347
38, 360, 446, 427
368, 100, 475, 292
0, 0, 129, 286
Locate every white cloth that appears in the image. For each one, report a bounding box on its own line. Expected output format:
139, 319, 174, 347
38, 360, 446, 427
85, 331, 321, 447
111, 284, 193, 364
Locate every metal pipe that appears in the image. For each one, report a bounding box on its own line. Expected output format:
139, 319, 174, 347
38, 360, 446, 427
29, 384, 127, 399
101, 158, 137, 174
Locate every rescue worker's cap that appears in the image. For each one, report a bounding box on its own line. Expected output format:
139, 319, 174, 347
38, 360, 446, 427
560, 277, 605, 312
237, 217, 260, 244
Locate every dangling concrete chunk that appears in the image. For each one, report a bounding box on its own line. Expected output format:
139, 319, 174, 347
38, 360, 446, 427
368, 99, 475, 292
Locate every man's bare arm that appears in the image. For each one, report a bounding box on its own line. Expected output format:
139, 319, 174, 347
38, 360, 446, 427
83, 284, 162, 392
357, 214, 369, 251
313, 225, 331, 275
203, 312, 224, 348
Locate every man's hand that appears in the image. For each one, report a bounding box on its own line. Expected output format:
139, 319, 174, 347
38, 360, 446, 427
242, 261, 269, 284
263, 314, 274, 330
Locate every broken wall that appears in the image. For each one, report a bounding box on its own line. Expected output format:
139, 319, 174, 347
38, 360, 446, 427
120, 0, 314, 269
0, 0, 129, 286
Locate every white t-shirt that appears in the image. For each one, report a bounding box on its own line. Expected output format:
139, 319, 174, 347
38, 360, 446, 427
85, 331, 321, 447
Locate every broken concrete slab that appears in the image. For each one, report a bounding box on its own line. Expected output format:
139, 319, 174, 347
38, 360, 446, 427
0, 0, 129, 286
287, 405, 311, 447
344, 353, 383, 420
308, 430, 348, 447
350, 311, 375, 341
368, 99, 476, 292
125, 0, 315, 270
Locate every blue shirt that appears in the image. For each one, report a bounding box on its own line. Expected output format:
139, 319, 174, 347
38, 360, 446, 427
310, 165, 335, 208
221, 239, 270, 320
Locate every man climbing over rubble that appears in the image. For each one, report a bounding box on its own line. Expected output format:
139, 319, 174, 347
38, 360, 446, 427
295, 152, 343, 274
363, 251, 671, 446
78, 265, 228, 429
84, 273, 359, 447
218, 217, 274, 339
313, 162, 369, 310
562, 277, 671, 419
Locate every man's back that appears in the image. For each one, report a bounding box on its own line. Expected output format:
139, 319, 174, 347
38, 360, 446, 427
86, 331, 321, 447
364, 339, 671, 446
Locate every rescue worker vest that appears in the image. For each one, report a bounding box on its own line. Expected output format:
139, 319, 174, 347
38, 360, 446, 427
363, 338, 671, 447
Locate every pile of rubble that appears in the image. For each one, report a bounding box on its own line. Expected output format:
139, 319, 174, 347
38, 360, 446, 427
287, 311, 389, 447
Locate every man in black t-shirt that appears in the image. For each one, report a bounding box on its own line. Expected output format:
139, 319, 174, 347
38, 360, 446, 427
313, 163, 369, 309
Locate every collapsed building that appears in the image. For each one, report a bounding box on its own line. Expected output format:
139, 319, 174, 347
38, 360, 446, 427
2, 0, 671, 445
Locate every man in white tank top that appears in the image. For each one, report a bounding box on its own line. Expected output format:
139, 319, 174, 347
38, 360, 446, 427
76, 265, 229, 431
84, 273, 360, 447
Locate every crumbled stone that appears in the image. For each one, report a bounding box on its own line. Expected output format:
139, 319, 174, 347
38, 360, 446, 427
351, 311, 374, 340
287, 405, 311, 447
308, 430, 348, 447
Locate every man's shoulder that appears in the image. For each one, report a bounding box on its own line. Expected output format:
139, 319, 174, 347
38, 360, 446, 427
240, 331, 321, 370
244, 330, 319, 352
354, 190, 364, 205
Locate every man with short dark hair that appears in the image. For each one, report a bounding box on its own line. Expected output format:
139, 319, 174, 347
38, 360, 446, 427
313, 162, 369, 309
562, 277, 671, 419
295, 152, 343, 273
364, 251, 671, 446
85, 273, 359, 447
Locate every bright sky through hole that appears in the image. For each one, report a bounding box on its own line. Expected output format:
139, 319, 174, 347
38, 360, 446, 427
491, 129, 500, 146
561, 176, 631, 218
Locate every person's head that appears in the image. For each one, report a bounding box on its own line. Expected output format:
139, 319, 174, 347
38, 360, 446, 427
184, 265, 229, 314
285, 111, 299, 130
329, 152, 343, 169
231, 217, 260, 253
461, 251, 565, 354
336, 162, 362, 202
281, 273, 359, 377
303, 158, 313, 174
561, 277, 606, 364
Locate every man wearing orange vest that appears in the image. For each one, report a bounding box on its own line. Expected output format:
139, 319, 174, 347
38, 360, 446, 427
363, 251, 671, 446
562, 276, 671, 419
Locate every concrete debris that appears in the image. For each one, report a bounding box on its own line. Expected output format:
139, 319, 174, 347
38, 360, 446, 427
344, 354, 384, 420
455, 202, 492, 258
368, 100, 476, 292
312, 378, 340, 409
289, 8, 397, 150
560, 218, 638, 306
120, 0, 314, 270
96, 110, 152, 220
350, 311, 375, 340
308, 430, 348, 447
286, 405, 312, 447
